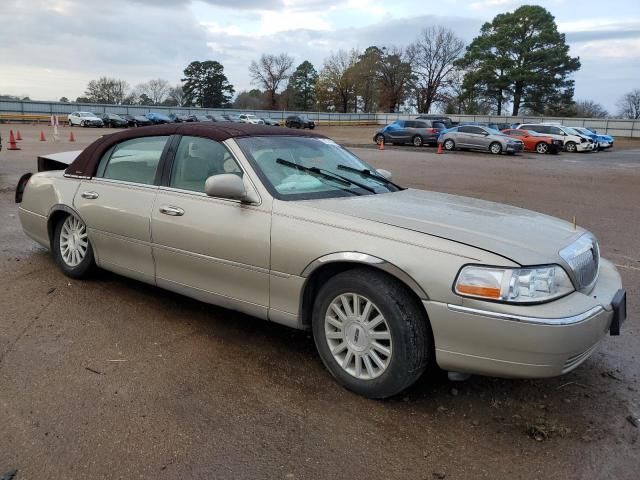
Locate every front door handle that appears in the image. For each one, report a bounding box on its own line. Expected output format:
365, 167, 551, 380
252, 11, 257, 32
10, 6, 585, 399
159, 205, 185, 216
81, 191, 99, 199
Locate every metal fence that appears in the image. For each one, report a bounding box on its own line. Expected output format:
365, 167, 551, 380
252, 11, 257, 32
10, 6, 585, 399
1, 100, 638, 136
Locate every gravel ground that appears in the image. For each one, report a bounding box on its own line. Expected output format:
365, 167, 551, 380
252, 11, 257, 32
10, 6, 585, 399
0, 125, 638, 479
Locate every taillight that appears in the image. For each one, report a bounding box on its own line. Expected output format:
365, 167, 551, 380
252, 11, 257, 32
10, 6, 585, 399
426, 128, 438, 134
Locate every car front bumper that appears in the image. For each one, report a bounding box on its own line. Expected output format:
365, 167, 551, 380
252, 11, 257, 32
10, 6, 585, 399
575, 141, 594, 152
424, 258, 625, 378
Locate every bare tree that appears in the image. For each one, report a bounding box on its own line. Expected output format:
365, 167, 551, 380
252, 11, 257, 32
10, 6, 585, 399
377, 47, 414, 113
84, 77, 130, 104
617, 89, 640, 119
249, 53, 294, 109
407, 26, 465, 113
136, 79, 171, 105
168, 85, 186, 107
573, 99, 608, 118
318, 50, 360, 113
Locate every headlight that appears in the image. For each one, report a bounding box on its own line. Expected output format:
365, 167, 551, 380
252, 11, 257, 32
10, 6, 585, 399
454, 265, 574, 303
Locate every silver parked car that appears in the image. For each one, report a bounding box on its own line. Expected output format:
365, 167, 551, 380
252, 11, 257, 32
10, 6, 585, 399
15, 124, 626, 398
439, 125, 524, 154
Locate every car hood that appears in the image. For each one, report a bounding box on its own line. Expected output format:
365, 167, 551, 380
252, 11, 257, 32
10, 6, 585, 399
303, 189, 583, 265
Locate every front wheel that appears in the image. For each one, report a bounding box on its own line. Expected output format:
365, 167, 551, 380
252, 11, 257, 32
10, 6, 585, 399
53, 214, 96, 279
374, 134, 385, 145
412, 135, 424, 147
535, 142, 549, 154
312, 269, 432, 399
80, 120, 86, 127
565, 141, 577, 153
443, 139, 455, 151
489, 142, 502, 155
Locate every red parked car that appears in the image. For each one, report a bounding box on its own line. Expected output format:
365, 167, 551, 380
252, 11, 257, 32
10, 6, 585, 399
501, 129, 563, 154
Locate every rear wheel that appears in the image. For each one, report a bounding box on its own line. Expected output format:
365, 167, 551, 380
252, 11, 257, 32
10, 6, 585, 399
565, 141, 577, 153
443, 139, 455, 151
312, 269, 432, 398
535, 142, 549, 154
412, 135, 424, 147
53, 214, 95, 279
489, 142, 502, 155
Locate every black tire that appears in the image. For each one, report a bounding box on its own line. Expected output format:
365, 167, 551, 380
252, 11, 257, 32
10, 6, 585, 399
312, 268, 432, 399
565, 141, 577, 153
412, 135, 424, 147
443, 139, 455, 151
535, 142, 549, 154
489, 142, 502, 155
52, 214, 96, 279
374, 134, 385, 145
80, 120, 86, 128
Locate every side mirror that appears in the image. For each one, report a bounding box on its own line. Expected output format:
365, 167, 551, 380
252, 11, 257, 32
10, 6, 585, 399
204, 174, 258, 203
377, 169, 392, 181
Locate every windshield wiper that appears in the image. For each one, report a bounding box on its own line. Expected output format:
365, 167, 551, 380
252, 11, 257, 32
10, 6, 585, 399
276, 158, 376, 194
336, 164, 403, 189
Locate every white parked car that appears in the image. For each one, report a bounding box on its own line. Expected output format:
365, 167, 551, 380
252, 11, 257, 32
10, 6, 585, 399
516, 124, 594, 153
238, 114, 264, 125
68, 111, 104, 128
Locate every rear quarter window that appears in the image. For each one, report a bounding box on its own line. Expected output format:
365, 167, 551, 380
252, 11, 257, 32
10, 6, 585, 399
97, 136, 169, 185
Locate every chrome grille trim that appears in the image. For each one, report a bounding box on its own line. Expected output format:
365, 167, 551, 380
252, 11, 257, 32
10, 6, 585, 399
559, 234, 600, 291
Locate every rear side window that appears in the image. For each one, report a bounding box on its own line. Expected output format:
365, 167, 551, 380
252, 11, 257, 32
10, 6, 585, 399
468, 126, 486, 135
97, 136, 169, 185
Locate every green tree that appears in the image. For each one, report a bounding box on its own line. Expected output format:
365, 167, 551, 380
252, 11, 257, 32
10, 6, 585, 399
288, 61, 318, 111
458, 5, 580, 116
182, 60, 235, 108
352, 47, 383, 112
233, 89, 266, 110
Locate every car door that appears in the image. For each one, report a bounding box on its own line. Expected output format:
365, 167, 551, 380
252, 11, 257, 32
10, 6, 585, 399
455, 126, 475, 147
150, 135, 271, 318
74, 135, 170, 284
386, 121, 407, 142
469, 126, 491, 149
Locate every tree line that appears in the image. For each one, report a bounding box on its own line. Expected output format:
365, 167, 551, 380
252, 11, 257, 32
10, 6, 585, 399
10, 4, 637, 119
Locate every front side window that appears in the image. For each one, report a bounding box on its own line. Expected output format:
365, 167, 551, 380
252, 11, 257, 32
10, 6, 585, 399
97, 136, 169, 185
170, 136, 242, 193
237, 136, 400, 200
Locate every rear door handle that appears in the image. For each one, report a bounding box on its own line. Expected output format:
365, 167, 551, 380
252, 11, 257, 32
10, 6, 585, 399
159, 205, 184, 216
81, 191, 99, 199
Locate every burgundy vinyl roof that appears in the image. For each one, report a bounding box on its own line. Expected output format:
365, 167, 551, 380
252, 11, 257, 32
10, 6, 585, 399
65, 122, 324, 178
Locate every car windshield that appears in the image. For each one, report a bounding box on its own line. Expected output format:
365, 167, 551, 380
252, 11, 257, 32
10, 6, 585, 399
237, 136, 400, 200
79, 112, 94, 117
564, 127, 581, 135
485, 127, 502, 135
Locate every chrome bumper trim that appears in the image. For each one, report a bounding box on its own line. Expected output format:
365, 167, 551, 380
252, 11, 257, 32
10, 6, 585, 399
446, 304, 605, 326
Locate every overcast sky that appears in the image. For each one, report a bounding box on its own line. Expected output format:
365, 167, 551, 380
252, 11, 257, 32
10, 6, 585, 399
0, 0, 638, 112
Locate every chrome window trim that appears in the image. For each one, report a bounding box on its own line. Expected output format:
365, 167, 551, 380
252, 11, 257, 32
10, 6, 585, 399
446, 304, 604, 326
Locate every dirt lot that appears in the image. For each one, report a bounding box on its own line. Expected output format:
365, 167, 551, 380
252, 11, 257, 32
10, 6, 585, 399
0, 125, 638, 479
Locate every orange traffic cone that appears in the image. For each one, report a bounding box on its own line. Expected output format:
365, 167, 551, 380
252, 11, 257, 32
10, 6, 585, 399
16, 130, 22, 141
379, 138, 385, 151
69, 131, 75, 142
40, 131, 46, 141
7, 130, 21, 150
437, 143, 443, 154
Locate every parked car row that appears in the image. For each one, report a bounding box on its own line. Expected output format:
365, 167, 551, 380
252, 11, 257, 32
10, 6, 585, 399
67, 111, 283, 128
373, 116, 615, 155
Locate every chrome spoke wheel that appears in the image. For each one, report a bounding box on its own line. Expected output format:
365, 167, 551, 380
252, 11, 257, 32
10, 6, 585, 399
59, 215, 88, 267
324, 293, 392, 380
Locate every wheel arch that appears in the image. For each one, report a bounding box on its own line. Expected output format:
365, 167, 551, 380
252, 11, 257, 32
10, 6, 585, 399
47, 204, 85, 250
298, 252, 429, 328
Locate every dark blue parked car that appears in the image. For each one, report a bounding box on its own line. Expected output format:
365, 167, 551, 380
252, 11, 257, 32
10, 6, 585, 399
145, 112, 172, 124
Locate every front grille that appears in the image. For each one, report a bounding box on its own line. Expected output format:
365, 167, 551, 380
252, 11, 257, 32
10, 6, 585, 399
560, 234, 600, 291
